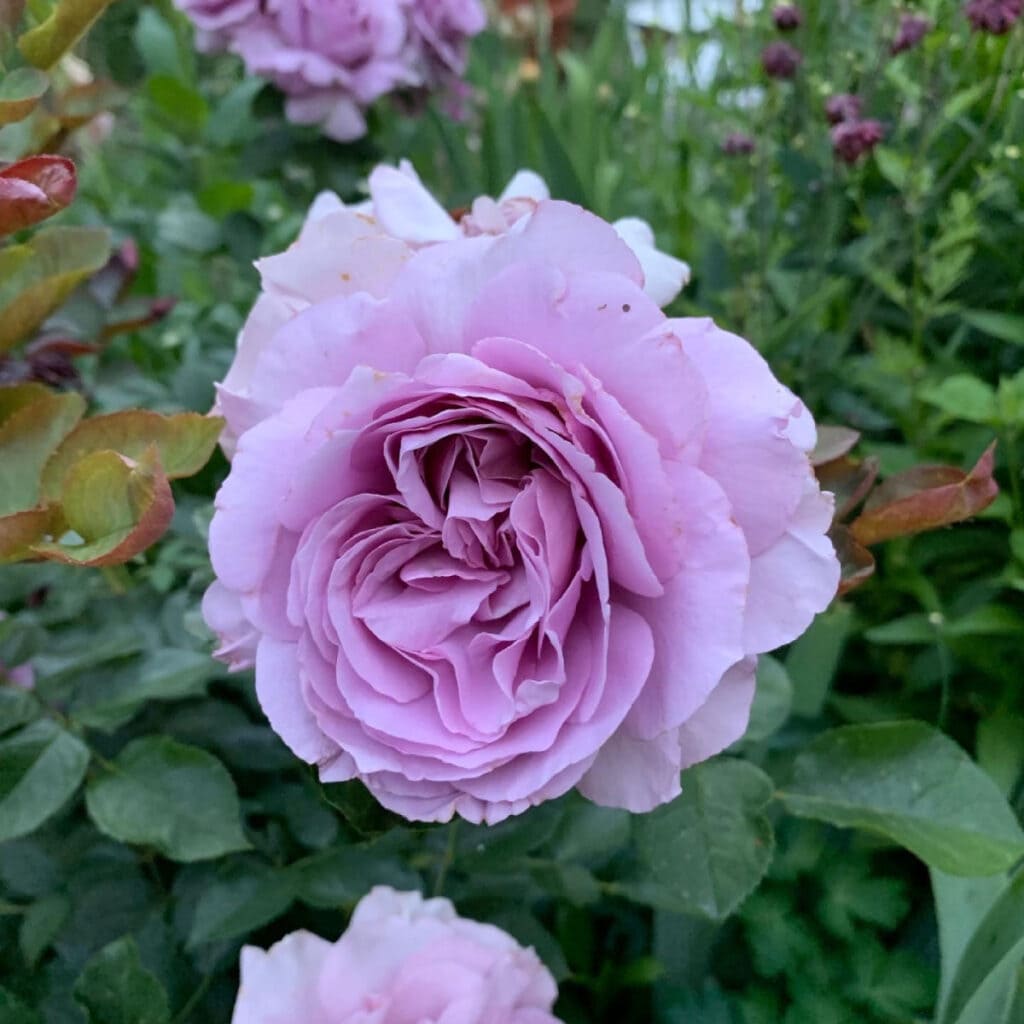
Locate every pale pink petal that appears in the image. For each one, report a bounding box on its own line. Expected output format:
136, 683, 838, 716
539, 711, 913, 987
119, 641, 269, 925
203, 581, 259, 671
623, 465, 749, 739
742, 478, 839, 653
255, 638, 339, 765
499, 170, 551, 202
613, 216, 691, 306
369, 163, 460, 244
232, 931, 333, 1024
677, 657, 758, 769
676, 318, 812, 554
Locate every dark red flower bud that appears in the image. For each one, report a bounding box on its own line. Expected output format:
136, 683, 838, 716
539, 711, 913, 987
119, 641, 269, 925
772, 4, 803, 30
761, 41, 802, 79
965, 0, 1022, 33
824, 93, 863, 124
831, 119, 885, 164
722, 132, 756, 156
891, 12, 932, 53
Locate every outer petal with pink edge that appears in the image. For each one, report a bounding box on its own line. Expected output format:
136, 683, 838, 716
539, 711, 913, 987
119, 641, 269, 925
677, 318, 814, 555
391, 201, 644, 355
621, 464, 750, 741
742, 475, 839, 653
578, 658, 757, 812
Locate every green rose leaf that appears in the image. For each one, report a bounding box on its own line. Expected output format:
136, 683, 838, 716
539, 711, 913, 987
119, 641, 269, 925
31, 446, 174, 567
0, 718, 89, 842
84, 737, 250, 862
0, 685, 39, 735
932, 870, 1007, 1019
0, 986, 41, 1024
939, 868, 1024, 1024
0, 68, 50, 127
187, 860, 295, 948
0, 387, 85, 516
0, 506, 56, 563
18, 0, 118, 70
0, 226, 110, 353
778, 722, 1024, 876
69, 647, 221, 732
40, 409, 224, 500
617, 759, 775, 920
920, 374, 998, 425
72, 936, 170, 1024
742, 655, 794, 743
19, 891, 69, 967
293, 843, 421, 909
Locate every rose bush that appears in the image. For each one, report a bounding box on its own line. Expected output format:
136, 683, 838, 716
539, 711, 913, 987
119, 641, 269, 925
231, 887, 561, 1024
204, 172, 839, 823
173, 0, 487, 140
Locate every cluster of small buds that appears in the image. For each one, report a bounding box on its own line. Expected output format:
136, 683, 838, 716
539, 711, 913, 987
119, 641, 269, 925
891, 11, 932, 53
965, 0, 1023, 33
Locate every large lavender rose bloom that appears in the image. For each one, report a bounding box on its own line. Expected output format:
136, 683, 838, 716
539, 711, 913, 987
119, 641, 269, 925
173, 0, 486, 140
232, 887, 561, 1024
204, 186, 839, 823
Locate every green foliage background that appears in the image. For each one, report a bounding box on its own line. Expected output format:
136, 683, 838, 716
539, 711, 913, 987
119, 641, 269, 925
2, 0, 1023, 1021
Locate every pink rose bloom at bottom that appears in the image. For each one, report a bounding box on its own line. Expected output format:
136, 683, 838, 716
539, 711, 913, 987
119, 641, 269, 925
231, 888, 561, 1024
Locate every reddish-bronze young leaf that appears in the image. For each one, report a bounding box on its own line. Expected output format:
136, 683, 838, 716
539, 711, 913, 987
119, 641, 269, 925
0, 155, 77, 235
0, 225, 111, 353
850, 443, 999, 547
816, 455, 880, 523
812, 425, 862, 467
831, 524, 876, 595
0, 505, 55, 562
31, 446, 174, 566
100, 296, 176, 339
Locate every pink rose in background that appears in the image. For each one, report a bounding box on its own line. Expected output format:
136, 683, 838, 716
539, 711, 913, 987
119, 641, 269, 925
173, 0, 259, 48
173, 0, 487, 141
231, 887, 561, 1024
213, 162, 691, 454
205, 172, 839, 823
